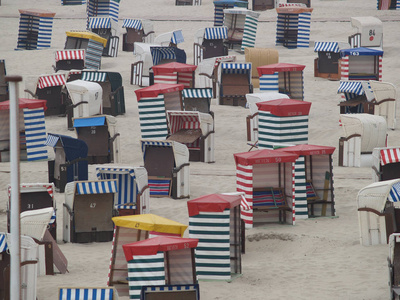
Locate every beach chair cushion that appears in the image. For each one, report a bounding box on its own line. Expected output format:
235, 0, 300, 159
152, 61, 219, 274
306, 181, 319, 201
253, 188, 288, 209
148, 177, 171, 197
59, 287, 117, 300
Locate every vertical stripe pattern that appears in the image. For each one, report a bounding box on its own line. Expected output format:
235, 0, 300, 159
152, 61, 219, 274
17, 14, 54, 50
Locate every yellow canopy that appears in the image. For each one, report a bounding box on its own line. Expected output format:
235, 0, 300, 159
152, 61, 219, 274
112, 214, 188, 237
65, 31, 108, 47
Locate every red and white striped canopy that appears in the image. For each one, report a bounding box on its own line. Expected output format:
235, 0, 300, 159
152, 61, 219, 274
37, 74, 66, 89
55, 50, 85, 62
380, 148, 400, 166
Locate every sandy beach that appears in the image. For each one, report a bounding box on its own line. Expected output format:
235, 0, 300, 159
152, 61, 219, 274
1, 0, 400, 299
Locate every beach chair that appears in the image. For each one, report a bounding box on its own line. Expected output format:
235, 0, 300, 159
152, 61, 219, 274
313, 42, 349, 81
372, 147, 400, 182
245, 47, 278, 88
54, 50, 85, 72
193, 27, 229, 64
58, 287, 118, 299
73, 115, 120, 164
370, 80, 396, 130
122, 19, 154, 52
63, 180, 118, 243
348, 17, 383, 48
182, 88, 213, 115
0, 60, 8, 101
88, 17, 119, 57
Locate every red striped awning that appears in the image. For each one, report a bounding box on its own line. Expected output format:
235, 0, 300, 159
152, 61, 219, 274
37, 74, 66, 89
55, 50, 85, 62
380, 148, 400, 166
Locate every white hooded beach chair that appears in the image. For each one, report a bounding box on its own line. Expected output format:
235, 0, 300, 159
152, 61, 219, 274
154, 30, 184, 47
370, 80, 397, 130
339, 114, 387, 167
357, 179, 400, 246
349, 16, 383, 48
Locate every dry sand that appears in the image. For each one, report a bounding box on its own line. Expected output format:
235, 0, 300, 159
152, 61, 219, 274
1, 0, 400, 299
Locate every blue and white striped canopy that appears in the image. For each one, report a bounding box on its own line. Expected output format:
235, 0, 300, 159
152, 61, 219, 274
76, 180, 118, 195
122, 19, 142, 30
389, 182, 400, 203
337, 81, 364, 96
314, 42, 339, 53
150, 47, 176, 66
141, 140, 173, 153
172, 30, 184, 44
0, 234, 7, 252
205, 27, 228, 40
82, 71, 107, 82
221, 63, 251, 74
183, 88, 212, 98
88, 17, 112, 29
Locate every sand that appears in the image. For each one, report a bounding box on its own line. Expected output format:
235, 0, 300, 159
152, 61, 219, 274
0, 0, 400, 299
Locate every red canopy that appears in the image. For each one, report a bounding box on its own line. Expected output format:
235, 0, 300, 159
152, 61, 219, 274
135, 83, 184, 101
256, 98, 311, 117
152, 62, 197, 76
187, 194, 242, 216
122, 236, 199, 261
278, 144, 336, 156
0, 98, 47, 111
257, 63, 306, 77
234, 149, 299, 166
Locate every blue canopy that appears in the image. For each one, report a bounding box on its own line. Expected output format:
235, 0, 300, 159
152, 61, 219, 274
73, 116, 106, 128
213, 0, 248, 5
340, 47, 384, 57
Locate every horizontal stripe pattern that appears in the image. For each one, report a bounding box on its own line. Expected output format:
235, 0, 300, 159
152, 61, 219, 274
17, 14, 54, 50
23, 108, 48, 161
138, 96, 168, 139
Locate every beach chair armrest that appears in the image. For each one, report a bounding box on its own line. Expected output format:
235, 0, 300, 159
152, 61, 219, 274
173, 163, 190, 173
109, 133, 120, 143
69, 101, 88, 109
138, 184, 150, 196
63, 203, 73, 216
24, 89, 36, 98
201, 130, 215, 140
143, 31, 155, 38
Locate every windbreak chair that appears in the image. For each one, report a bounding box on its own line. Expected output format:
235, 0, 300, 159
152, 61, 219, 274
0, 98, 48, 162
218, 62, 252, 107
372, 147, 400, 182
108, 214, 187, 298
167, 111, 215, 163
88, 17, 119, 57
65, 79, 103, 130
96, 166, 150, 216
152, 62, 197, 88
81, 71, 125, 116
313, 42, 348, 81
73, 115, 120, 164
141, 140, 190, 199
337, 80, 375, 114
86, 0, 120, 24
213, 0, 249, 27
182, 88, 213, 114
54, 50, 85, 72
63, 180, 118, 243
16, 9, 56, 50
193, 27, 229, 65
64, 31, 107, 70
349, 16, 383, 48
46, 133, 89, 193
122, 19, 154, 52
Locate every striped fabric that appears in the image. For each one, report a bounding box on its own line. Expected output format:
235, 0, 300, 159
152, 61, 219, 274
88, 17, 111, 29
241, 14, 259, 51
376, 0, 400, 10
337, 81, 364, 96
137, 95, 168, 139
236, 163, 253, 228
96, 167, 148, 210
59, 288, 115, 300
276, 12, 311, 48
259, 71, 304, 100
81, 71, 107, 82
122, 19, 142, 29
23, 108, 48, 161
171, 30, 184, 45
214, 3, 233, 27
86, 39, 104, 69
314, 42, 340, 53
183, 88, 212, 98
253, 189, 285, 207
154, 72, 193, 87
44, 134, 59, 147
138, 95, 168, 139
340, 55, 349, 80
55, 50, 85, 62
17, 14, 54, 50
61, 0, 86, 5
87, 0, 119, 23
258, 112, 309, 149
189, 210, 231, 280
37, 74, 66, 89
142, 284, 199, 294
204, 27, 228, 40
389, 182, 400, 203
127, 253, 165, 299
131, 61, 143, 86
259, 72, 279, 92
75, 180, 118, 195
0, 234, 7, 252
221, 63, 251, 74
150, 47, 176, 66
294, 156, 308, 219
148, 179, 171, 196
380, 148, 400, 166
141, 140, 174, 153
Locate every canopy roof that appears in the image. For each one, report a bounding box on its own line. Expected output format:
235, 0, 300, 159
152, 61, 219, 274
135, 83, 184, 100
122, 236, 198, 260
279, 144, 336, 156
187, 193, 242, 216
213, 0, 248, 5
152, 62, 197, 75
256, 98, 311, 116
276, 6, 313, 14
257, 63, 306, 76
340, 47, 384, 57
234, 149, 298, 166
112, 214, 187, 236
65, 31, 107, 47
19, 9, 56, 18
0, 98, 47, 110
